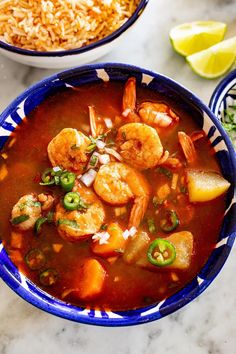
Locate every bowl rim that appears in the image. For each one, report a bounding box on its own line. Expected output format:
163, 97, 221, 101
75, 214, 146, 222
0, 62, 236, 326
0, 0, 149, 57
209, 69, 236, 115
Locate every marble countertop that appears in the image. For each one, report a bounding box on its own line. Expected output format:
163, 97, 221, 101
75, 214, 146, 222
1, 0, 236, 353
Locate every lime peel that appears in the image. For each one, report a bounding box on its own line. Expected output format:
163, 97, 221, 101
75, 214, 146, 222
186, 36, 236, 79
170, 21, 227, 57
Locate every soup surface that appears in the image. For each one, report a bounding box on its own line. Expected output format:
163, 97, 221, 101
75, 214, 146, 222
0, 79, 230, 311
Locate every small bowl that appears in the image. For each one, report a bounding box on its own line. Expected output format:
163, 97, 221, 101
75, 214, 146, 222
0, 1, 148, 69
0, 63, 236, 326
210, 69, 236, 130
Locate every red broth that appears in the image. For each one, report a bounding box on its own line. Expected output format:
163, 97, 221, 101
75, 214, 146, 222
0, 81, 226, 311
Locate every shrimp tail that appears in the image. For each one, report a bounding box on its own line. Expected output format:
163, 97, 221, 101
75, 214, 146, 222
89, 106, 105, 138
122, 78, 140, 122
129, 195, 149, 229
178, 131, 197, 163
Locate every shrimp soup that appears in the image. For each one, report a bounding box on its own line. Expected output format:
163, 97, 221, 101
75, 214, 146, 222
0, 78, 230, 311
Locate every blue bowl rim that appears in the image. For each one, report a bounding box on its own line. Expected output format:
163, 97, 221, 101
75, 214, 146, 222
0, 62, 236, 327
209, 69, 236, 114
0, 0, 149, 57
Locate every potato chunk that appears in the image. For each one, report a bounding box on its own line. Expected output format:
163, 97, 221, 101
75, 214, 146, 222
187, 170, 230, 202
165, 231, 193, 270
123, 231, 150, 264
135, 231, 193, 270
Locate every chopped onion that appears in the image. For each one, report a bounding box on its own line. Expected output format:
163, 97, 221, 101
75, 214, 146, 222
53, 166, 61, 172
99, 154, 110, 165
92, 231, 110, 245
104, 147, 123, 161
104, 118, 113, 129
129, 227, 137, 237
96, 140, 106, 149
80, 169, 97, 187
122, 108, 131, 117
123, 229, 130, 240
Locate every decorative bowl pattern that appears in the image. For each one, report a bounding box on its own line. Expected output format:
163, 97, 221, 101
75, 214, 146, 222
210, 69, 236, 133
0, 0, 149, 69
0, 63, 236, 326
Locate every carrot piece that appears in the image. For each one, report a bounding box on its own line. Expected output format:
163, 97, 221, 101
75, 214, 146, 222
52, 243, 63, 253
0, 164, 8, 181
91, 223, 126, 257
79, 259, 106, 300
10, 232, 23, 249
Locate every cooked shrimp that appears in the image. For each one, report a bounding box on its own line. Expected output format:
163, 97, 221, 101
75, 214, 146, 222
93, 162, 150, 228
116, 123, 165, 170
88, 106, 106, 138
38, 193, 55, 211
122, 77, 140, 122
55, 182, 105, 242
178, 131, 196, 163
11, 194, 41, 231
47, 128, 90, 173
122, 77, 179, 128
138, 102, 179, 128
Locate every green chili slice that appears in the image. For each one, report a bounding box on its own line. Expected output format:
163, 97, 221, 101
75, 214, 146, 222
35, 217, 47, 234
147, 238, 176, 267
160, 209, 179, 232
11, 214, 29, 225
63, 192, 80, 211
60, 172, 76, 192
39, 268, 58, 286
40, 168, 55, 186
25, 248, 46, 270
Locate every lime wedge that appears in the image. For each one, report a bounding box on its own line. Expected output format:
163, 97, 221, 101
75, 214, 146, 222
170, 21, 227, 56
186, 37, 236, 79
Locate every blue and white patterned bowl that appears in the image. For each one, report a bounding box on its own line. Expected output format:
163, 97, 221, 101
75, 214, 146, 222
210, 69, 236, 148
0, 1, 148, 69
0, 63, 236, 326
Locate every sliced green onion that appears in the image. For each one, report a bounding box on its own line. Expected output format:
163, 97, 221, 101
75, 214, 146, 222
58, 219, 80, 229
147, 218, 156, 233
77, 198, 90, 211
152, 196, 163, 208
100, 224, 108, 231
157, 167, 173, 179
90, 154, 99, 167
46, 211, 54, 223
35, 217, 47, 234
11, 214, 29, 225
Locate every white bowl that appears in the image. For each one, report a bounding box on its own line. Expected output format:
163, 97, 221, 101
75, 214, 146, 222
0, 0, 149, 69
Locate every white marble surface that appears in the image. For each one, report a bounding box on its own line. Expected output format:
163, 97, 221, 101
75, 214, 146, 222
1, 0, 236, 353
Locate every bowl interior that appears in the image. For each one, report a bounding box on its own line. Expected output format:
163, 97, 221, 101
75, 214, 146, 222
0, 0, 149, 57
0, 63, 236, 326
